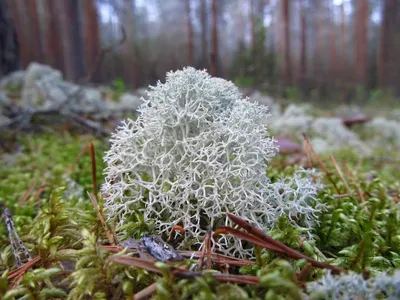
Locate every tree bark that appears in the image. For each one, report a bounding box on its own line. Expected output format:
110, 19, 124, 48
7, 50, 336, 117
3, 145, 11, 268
249, 0, 255, 51
200, 0, 208, 68
0, 0, 20, 75
57, 0, 85, 81
355, 0, 368, 85
122, 0, 138, 88
41, 0, 64, 71
299, 0, 307, 83
329, 0, 337, 80
339, 2, 346, 82
83, 0, 101, 82
26, 0, 42, 63
378, 0, 399, 92
7, 0, 31, 68
210, 0, 218, 77
282, 0, 291, 84
185, 0, 194, 66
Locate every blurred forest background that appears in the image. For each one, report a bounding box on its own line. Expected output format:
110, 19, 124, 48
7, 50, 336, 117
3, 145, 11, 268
1, 0, 400, 103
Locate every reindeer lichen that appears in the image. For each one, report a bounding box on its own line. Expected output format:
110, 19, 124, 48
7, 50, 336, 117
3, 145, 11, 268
102, 67, 323, 257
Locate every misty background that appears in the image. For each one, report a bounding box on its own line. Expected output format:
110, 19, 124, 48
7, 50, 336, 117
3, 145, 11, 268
1, 0, 399, 103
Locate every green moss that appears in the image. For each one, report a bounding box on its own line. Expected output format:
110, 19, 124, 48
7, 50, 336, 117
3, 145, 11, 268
1, 128, 400, 298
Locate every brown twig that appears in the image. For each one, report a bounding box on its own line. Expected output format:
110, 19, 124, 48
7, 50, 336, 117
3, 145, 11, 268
214, 227, 285, 254
302, 133, 340, 193
333, 194, 351, 199
303, 139, 313, 169
109, 255, 259, 285
196, 237, 207, 270
225, 212, 344, 273
330, 155, 351, 195
87, 192, 116, 245
196, 227, 213, 270
17, 180, 37, 205
88, 142, 98, 201
342, 161, 365, 202
6, 256, 41, 281
134, 282, 157, 300
100, 245, 254, 267
206, 229, 212, 269
297, 262, 313, 282
33, 183, 47, 201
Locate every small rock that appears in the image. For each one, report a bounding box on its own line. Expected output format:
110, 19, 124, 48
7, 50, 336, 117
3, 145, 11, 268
22, 62, 62, 106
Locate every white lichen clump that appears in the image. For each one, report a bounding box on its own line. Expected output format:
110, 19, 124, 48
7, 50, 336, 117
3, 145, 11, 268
307, 270, 400, 300
102, 67, 322, 257
267, 169, 324, 231
269, 104, 313, 135
311, 117, 370, 155
367, 118, 400, 148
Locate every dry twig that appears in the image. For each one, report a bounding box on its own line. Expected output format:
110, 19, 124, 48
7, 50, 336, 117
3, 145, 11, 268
342, 161, 365, 202
330, 155, 352, 195
302, 133, 340, 193
87, 192, 117, 245
224, 212, 344, 273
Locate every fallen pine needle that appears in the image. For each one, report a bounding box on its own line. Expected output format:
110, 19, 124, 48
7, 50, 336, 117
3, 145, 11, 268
330, 155, 351, 195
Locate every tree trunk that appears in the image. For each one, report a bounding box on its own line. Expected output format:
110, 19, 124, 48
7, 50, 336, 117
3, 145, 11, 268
40, 0, 64, 71
200, 0, 208, 68
282, 0, 291, 84
58, 0, 85, 81
7, 0, 31, 68
0, 0, 20, 76
26, 0, 42, 63
83, 0, 101, 82
299, 0, 307, 84
378, 0, 400, 92
210, 0, 218, 77
339, 2, 346, 83
122, 0, 138, 88
355, 0, 368, 85
329, 0, 337, 81
249, 0, 255, 51
185, 0, 194, 66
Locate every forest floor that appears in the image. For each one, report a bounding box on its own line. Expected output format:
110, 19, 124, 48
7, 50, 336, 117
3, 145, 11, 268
1, 76, 400, 299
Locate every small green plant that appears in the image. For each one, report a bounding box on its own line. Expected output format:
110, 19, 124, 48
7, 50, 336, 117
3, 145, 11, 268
112, 77, 126, 102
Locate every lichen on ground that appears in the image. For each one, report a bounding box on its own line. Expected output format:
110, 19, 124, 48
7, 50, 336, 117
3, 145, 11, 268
0, 67, 400, 299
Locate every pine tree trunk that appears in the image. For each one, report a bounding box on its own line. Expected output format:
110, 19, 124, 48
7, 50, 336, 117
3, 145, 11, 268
210, 0, 218, 77
329, 1, 337, 82
58, 0, 85, 81
122, 0, 138, 88
26, 0, 42, 63
200, 0, 208, 68
339, 2, 346, 83
299, 0, 307, 84
83, 0, 101, 82
185, 0, 194, 66
7, 0, 31, 68
355, 0, 368, 85
378, 0, 399, 93
282, 0, 291, 84
249, 0, 255, 51
0, 0, 20, 76
42, 0, 64, 71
